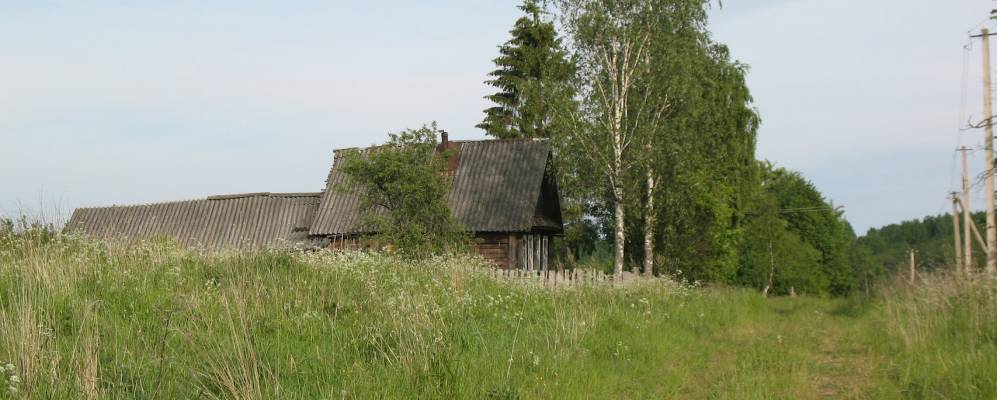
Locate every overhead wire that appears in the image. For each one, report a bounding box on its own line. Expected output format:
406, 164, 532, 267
946, 34, 974, 215
959, 18, 997, 218
968, 16, 993, 34
744, 205, 842, 216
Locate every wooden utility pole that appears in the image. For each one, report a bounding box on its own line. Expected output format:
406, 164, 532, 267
909, 248, 917, 284
952, 194, 964, 275
982, 28, 997, 274
962, 145, 974, 272
763, 240, 774, 297
964, 202, 990, 252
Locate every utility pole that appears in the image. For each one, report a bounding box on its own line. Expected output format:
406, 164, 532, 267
962, 145, 974, 272
909, 248, 917, 284
763, 240, 774, 297
963, 201, 990, 253
982, 28, 997, 274
952, 193, 964, 275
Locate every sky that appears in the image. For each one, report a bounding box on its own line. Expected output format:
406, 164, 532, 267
0, 0, 994, 234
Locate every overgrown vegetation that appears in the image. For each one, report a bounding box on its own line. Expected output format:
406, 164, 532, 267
1, 229, 995, 399
737, 162, 857, 296
338, 124, 468, 258
871, 275, 997, 398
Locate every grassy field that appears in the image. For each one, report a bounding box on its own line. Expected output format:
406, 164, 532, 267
1, 232, 995, 399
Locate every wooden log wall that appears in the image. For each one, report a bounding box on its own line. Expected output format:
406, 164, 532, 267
475, 233, 512, 268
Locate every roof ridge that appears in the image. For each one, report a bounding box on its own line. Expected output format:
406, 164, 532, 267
207, 192, 321, 200
452, 138, 549, 143
330, 138, 548, 154
76, 192, 321, 210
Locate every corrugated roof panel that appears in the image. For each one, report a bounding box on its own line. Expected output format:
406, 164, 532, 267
65, 193, 321, 250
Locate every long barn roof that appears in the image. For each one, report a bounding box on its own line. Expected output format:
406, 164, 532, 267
65, 192, 320, 250
309, 139, 556, 235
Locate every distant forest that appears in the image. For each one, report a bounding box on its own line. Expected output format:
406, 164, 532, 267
854, 211, 984, 284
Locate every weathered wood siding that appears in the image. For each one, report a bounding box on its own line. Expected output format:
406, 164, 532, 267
326, 234, 364, 251
475, 233, 512, 268
474, 232, 551, 270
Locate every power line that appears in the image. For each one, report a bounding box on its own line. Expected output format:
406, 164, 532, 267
744, 206, 842, 216
948, 38, 973, 215
961, 36, 972, 131
967, 16, 994, 34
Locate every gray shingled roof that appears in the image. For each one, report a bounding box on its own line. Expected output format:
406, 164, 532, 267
65, 192, 320, 250
309, 139, 556, 235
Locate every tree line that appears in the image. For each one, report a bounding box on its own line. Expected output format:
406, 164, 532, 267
474, 0, 865, 295
344, 0, 868, 296
852, 212, 986, 289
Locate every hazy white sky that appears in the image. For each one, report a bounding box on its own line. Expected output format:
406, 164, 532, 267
1, 0, 994, 234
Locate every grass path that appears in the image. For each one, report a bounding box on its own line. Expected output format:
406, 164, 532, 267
770, 297, 886, 399
805, 302, 879, 399
680, 295, 890, 399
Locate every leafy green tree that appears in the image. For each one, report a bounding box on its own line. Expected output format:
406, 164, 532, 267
738, 162, 855, 295
850, 239, 880, 294
624, 0, 710, 277
478, 0, 575, 140
605, 7, 758, 281
737, 169, 825, 295
547, 0, 761, 281
556, 0, 706, 278
339, 124, 468, 258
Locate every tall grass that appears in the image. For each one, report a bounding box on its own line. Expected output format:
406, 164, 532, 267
2, 227, 996, 398
0, 231, 698, 398
872, 274, 997, 399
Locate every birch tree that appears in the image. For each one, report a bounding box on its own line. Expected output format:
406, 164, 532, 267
631, 0, 709, 276
635, 71, 669, 278
556, 0, 662, 279
638, 31, 758, 282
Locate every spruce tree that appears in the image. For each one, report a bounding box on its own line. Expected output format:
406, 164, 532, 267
477, 0, 574, 139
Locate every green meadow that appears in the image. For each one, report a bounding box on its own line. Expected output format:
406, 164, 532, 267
1, 232, 995, 399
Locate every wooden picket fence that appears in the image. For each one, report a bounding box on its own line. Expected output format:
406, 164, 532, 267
479, 268, 644, 288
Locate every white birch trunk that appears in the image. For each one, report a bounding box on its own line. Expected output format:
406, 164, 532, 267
614, 191, 625, 280
562, 11, 655, 282
611, 111, 625, 280
643, 170, 655, 277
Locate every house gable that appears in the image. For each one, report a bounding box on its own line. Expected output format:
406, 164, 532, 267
309, 139, 563, 235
